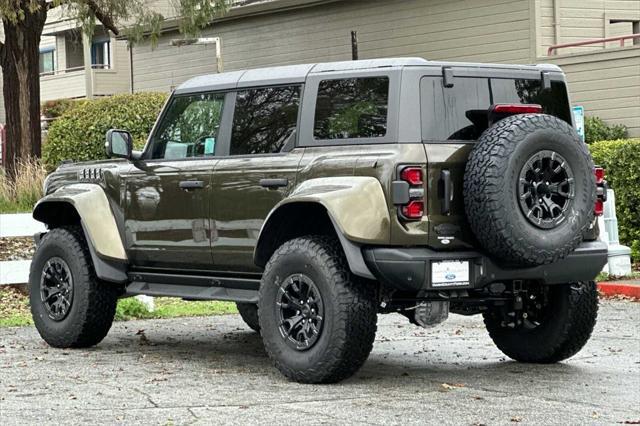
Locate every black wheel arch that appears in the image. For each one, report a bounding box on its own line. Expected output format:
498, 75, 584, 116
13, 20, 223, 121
254, 202, 375, 279
33, 200, 128, 284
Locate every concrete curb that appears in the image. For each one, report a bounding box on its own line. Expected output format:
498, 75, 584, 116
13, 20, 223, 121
597, 282, 640, 299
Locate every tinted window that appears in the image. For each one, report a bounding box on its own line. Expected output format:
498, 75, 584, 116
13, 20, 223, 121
230, 86, 300, 155
421, 77, 572, 141
314, 77, 389, 140
491, 79, 572, 123
151, 93, 224, 159
421, 77, 491, 141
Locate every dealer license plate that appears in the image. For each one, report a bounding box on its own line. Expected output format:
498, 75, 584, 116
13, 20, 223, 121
431, 260, 470, 287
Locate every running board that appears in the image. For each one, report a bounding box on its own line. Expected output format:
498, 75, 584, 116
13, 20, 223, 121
125, 272, 260, 304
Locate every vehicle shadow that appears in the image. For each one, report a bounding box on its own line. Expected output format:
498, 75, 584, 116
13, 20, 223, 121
93, 322, 589, 385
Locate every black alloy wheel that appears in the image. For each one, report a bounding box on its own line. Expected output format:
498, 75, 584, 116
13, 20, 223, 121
40, 257, 74, 321
277, 273, 324, 351
518, 150, 575, 229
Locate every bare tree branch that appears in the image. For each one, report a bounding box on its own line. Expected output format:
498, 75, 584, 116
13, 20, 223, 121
82, 0, 120, 35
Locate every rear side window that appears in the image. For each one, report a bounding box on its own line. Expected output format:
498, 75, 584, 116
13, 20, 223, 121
230, 85, 300, 155
421, 76, 572, 141
314, 77, 389, 140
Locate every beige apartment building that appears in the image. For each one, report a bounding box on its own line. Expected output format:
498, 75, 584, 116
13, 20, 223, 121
0, 8, 131, 123
1, 0, 639, 135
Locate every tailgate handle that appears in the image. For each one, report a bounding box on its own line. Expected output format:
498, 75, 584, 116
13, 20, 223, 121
179, 180, 204, 190
260, 178, 288, 189
439, 170, 452, 215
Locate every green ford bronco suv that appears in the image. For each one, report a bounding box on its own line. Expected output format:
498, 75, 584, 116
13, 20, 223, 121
30, 58, 608, 383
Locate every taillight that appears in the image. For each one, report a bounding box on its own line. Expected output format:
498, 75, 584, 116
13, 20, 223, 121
491, 104, 543, 114
594, 166, 607, 216
402, 200, 424, 219
397, 166, 425, 220
400, 167, 423, 186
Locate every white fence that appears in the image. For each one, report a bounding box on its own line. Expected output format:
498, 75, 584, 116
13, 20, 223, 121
0, 213, 155, 311
0, 213, 45, 285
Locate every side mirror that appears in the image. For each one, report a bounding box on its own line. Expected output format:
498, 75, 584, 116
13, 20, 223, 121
105, 129, 133, 159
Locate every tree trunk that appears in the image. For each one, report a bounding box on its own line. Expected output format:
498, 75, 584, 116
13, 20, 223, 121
0, 6, 47, 179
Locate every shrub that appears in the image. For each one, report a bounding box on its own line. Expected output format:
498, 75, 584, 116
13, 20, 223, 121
585, 116, 627, 144
589, 139, 640, 261
43, 92, 167, 169
0, 158, 46, 213
41, 98, 87, 120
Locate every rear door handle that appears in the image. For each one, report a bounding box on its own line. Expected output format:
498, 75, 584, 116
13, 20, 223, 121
179, 180, 204, 190
259, 178, 288, 189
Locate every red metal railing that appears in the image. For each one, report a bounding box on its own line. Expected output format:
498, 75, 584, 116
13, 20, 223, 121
547, 34, 640, 56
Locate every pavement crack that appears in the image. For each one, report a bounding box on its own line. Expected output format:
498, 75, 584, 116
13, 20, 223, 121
185, 407, 200, 425
133, 388, 159, 408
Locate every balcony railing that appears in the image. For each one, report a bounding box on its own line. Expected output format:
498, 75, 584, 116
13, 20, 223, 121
548, 34, 640, 56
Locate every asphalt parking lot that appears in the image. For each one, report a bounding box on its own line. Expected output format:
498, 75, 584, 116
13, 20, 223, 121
1, 299, 639, 425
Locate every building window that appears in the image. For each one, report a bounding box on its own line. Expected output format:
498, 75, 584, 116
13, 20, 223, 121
39, 48, 55, 75
608, 19, 640, 45
91, 39, 111, 69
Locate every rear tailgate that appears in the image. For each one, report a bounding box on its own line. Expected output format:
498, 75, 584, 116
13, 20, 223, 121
420, 72, 574, 251
424, 143, 476, 250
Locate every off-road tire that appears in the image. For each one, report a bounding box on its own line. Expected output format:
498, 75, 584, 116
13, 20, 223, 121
464, 114, 596, 266
29, 226, 119, 348
484, 281, 598, 363
236, 303, 260, 332
258, 236, 377, 384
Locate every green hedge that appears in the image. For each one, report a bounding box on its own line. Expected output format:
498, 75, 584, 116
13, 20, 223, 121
43, 92, 167, 169
585, 116, 627, 144
589, 139, 640, 261
41, 98, 87, 120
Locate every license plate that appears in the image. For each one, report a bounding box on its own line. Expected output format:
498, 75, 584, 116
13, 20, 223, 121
431, 260, 470, 287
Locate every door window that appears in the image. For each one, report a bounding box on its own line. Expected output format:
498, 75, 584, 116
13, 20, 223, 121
150, 93, 225, 159
230, 85, 301, 155
313, 77, 389, 140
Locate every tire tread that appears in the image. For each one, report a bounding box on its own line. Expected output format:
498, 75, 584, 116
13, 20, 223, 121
259, 235, 377, 384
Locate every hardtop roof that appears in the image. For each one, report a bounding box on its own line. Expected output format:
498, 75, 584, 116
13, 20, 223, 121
174, 57, 562, 94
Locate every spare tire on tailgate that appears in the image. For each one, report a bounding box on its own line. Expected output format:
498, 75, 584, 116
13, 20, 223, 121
463, 114, 596, 266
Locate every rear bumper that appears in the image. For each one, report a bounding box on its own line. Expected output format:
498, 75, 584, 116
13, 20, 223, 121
362, 240, 608, 292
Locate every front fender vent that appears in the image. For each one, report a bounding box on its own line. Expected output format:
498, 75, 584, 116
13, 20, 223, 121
78, 167, 104, 182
